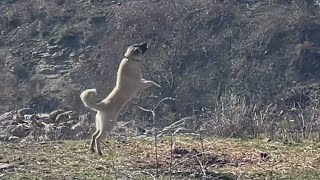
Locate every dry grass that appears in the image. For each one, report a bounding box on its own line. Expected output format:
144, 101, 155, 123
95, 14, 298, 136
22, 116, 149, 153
0, 136, 320, 179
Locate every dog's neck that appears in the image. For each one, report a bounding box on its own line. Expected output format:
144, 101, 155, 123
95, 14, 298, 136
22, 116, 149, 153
124, 56, 142, 62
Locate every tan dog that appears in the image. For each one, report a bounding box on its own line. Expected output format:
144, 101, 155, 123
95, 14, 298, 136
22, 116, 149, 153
80, 42, 161, 155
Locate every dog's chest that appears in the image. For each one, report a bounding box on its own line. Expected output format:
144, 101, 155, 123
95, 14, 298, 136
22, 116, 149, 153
118, 61, 142, 81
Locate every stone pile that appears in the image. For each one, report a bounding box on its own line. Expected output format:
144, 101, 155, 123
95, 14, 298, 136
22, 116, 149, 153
0, 107, 207, 143
0, 108, 95, 143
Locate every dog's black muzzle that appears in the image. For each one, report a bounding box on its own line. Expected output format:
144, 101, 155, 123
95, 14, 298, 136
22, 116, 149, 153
137, 42, 148, 54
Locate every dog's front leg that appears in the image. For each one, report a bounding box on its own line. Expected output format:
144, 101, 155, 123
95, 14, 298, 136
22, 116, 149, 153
140, 79, 161, 90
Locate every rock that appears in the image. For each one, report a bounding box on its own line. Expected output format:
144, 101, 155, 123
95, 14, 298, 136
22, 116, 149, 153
55, 113, 69, 123
0, 163, 16, 171
71, 122, 85, 132
38, 52, 51, 58
9, 124, 29, 138
117, 127, 126, 134
39, 113, 49, 119
51, 51, 64, 58
87, 125, 96, 136
43, 123, 56, 140
38, 113, 52, 124
37, 135, 46, 142
23, 114, 39, 121
75, 131, 88, 139
0, 132, 8, 142
59, 120, 78, 127
45, 74, 60, 79
136, 126, 146, 135
68, 111, 79, 120
8, 136, 21, 143
0, 119, 12, 126
173, 127, 192, 134
55, 111, 73, 123
159, 116, 196, 135
48, 109, 65, 120
79, 112, 93, 124
69, 51, 75, 57
38, 68, 57, 74
47, 45, 59, 51
56, 126, 72, 139
173, 147, 189, 155
23, 127, 44, 142
0, 111, 14, 121
71, 122, 87, 139
17, 108, 36, 117
41, 117, 55, 124
68, 122, 91, 139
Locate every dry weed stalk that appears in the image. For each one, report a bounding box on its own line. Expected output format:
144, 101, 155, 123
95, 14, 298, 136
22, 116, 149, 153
139, 97, 175, 178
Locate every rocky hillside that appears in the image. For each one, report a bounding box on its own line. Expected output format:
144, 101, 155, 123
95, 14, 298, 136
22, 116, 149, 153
1, 0, 320, 134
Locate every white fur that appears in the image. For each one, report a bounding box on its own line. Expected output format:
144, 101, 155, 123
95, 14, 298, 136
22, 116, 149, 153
80, 43, 161, 155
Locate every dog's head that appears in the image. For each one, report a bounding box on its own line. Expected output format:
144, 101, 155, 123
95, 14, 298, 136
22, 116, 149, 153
124, 42, 148, 61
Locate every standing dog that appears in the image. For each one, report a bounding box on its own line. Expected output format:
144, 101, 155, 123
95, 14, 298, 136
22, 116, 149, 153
80, 42, 161, 155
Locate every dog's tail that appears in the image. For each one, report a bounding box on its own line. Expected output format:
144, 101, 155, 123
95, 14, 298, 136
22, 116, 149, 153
80, 89, 105, 112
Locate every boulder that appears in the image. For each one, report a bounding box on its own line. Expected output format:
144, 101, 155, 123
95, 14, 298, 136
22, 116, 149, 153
9, 124, 29, 138
71, 122, 88, 139
56, 125, 72, 139
0, 163, 17, 171
8, 136, 21, 143
55, 111, 74, 123
0, 131, 8, 142
48, 109, 65, 120
43, 123, 56, 140
0, 111, 14, 121
17, 108, 36, 117
0, 119, 13, 126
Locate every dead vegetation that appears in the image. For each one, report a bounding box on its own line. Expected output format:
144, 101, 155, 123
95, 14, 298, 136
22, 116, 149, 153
1, 136, 320, 179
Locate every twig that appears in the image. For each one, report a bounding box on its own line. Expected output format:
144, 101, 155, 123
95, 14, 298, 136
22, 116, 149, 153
101, 141, 112, 150
111, 155, 118, 180
196, 157, 207, 177
139, 97, 175, 179
199, 130, 207, 177
169, 132, 173, 180
131, 170, 157, 180
101, 141, 117, 179
269, 154, 276, 180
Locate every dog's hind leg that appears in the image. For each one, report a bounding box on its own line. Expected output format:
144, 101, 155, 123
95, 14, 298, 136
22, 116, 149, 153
95, 130, 107, 156
90, 129, 100, 153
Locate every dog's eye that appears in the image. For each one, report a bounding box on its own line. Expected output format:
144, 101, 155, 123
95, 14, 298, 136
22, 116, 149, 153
134, 48, 140, 53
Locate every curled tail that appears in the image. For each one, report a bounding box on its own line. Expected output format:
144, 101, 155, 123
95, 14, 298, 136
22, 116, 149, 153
80, 89, 105, 112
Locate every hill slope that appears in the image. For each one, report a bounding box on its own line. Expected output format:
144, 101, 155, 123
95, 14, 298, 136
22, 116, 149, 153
1, 0, 320, 135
